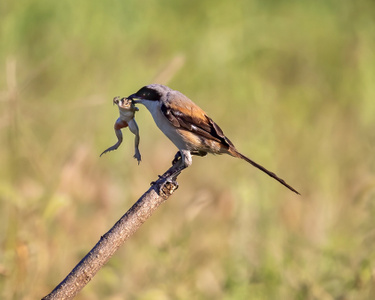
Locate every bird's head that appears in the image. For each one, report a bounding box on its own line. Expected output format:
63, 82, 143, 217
128, 84, 172, 104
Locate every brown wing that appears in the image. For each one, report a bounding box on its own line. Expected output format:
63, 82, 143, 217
161, 100, 234, 149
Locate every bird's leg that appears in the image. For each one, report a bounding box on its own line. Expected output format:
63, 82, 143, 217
153, 150, 194, 186
151, 150, 181, 186
172, 151, 182, 165
128, 119, 141, 164
100, 118, 127, 157
165, 150, 192, 181
171, 151, 206, 165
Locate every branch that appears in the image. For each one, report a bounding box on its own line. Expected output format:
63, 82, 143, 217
42, 164, 180, 300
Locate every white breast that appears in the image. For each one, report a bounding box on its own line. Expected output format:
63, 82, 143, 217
140, 100, 188, 150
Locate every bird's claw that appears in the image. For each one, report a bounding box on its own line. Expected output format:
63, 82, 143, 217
150, 175, 163, 185
172, 152, 182, 165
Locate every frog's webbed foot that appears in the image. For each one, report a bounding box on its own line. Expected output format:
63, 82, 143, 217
134, 150, 142, 165
100, 142, 121, 157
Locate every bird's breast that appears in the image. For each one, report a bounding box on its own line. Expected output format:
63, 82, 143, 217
141, 100, 190, 150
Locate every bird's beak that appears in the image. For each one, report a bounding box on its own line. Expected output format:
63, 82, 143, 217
127, 93, 142, 104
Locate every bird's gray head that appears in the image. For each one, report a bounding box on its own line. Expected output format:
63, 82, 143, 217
128, 84, 173, 102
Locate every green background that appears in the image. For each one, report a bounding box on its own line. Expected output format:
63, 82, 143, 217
1, 0, 375, 299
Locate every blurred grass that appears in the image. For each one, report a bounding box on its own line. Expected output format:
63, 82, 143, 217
1, 0, 375, 299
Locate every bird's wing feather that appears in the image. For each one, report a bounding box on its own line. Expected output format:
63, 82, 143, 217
161, 95, 234, 148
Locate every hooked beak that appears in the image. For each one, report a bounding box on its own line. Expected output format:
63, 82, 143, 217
127, 93, 142, 104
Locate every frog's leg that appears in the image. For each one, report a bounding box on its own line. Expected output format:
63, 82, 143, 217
100, 118, 128, 157
128, 119, 141, 164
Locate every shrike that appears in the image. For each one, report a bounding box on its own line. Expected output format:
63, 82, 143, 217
128, 84, 299, 194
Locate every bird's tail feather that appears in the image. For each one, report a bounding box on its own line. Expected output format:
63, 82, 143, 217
230, 149, 300, 195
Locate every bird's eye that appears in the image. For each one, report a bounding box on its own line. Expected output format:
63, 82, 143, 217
136, 87, 161, 101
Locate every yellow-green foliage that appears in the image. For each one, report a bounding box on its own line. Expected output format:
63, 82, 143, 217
1, 1, 375, 299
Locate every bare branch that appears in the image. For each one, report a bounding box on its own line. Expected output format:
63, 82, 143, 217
42, 164, 180, 300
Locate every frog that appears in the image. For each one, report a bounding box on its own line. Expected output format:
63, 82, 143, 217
100, 96, 141, 164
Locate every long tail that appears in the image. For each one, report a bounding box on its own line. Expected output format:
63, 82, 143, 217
230, 149, 300, 195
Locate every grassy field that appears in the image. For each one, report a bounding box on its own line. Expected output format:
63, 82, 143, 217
1, 0, 375, 299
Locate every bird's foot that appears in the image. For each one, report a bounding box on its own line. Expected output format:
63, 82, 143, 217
172, 152, 182, 165
150, 174, 163, 186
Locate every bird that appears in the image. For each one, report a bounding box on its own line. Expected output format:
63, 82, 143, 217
128, 84, 300, 195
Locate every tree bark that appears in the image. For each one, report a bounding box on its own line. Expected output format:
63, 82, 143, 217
42, 165, 180, 300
